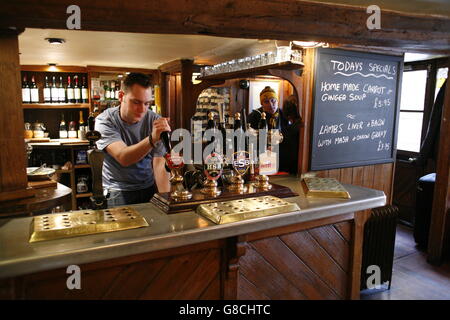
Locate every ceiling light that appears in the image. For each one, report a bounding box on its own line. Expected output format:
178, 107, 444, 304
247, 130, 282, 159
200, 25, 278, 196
47, 63, 58, 71
45, 38, 66, 45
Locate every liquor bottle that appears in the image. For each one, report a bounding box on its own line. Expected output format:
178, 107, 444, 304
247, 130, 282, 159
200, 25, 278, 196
59, 113, 68, 139
104, 82, 110, 100
43, 76, 51, 103
66, 76, 75, 103
58, 76, 66, 103
30, 75, 39, 103
51, 76, 59, 103
81, 77, 89, 103
22, 75, 31, 103
74, 75, 81, 103
68, 119, 77, 138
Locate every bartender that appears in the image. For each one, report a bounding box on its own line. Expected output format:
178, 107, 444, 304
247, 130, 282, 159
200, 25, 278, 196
95, 73, 171, 207
248, 86, 288, 131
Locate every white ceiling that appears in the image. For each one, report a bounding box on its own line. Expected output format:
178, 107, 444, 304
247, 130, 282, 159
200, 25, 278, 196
18, 28, 278, 69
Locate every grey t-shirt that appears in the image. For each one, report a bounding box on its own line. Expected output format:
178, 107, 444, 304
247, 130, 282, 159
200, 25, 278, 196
95, 106, 166, 191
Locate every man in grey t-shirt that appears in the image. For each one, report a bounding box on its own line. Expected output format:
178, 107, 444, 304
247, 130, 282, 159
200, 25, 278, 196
95, 73, 171, 207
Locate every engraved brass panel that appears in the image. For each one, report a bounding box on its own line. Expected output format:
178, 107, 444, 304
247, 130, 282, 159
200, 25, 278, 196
29, 207, 149, 243
303, 177, 351, 199
197, 196, 300, 224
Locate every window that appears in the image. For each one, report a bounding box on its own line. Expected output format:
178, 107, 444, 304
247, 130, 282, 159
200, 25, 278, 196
397, 69, 427, 152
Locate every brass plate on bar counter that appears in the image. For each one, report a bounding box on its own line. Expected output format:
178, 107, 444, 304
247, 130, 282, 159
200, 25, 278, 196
29, 207, 149, 243
303, 177, 351, 199
197, 196, 300, 225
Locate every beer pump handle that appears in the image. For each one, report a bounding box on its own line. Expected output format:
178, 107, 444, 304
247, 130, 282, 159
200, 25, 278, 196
160, 131, 171, 153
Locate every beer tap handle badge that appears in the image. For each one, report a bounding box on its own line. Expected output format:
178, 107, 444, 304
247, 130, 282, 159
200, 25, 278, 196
204, 152, 223, 181
232, 151, 250, 176
165, 151, 184, 170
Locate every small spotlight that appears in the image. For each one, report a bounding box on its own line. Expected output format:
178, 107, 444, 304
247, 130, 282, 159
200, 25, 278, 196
45, 38, 66, 45
47, 63, 58, 71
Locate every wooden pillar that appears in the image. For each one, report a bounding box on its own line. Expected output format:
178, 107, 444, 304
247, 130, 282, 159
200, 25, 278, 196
180, 60, 194, 130
299, 48, 316, 174
0, 31, 35, 202
427, 65, 450, 265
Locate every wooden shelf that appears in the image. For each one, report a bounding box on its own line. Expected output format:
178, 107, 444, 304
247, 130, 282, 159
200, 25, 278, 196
75, 192, 93, 198
23, 103, 90, 109
196, 61, 304, 81
74, 164, 91, 169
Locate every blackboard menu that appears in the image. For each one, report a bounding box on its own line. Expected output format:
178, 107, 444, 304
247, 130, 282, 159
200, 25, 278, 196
311, 48, 403, 170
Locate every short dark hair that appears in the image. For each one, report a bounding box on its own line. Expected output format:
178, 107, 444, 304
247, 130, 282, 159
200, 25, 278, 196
123, 73, 151, 92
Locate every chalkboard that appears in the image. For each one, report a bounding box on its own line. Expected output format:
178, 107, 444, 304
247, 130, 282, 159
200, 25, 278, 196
310, 48, 403, 170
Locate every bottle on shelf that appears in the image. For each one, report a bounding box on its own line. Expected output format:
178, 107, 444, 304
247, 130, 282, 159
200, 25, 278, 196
30, 75, 39, 103
51, 76, 59, 103
43, 76, 51, 103
78, 110, 87, 140
115, 81, 121, 100
74, 75, 81, 103
81, 77, 89, 103
59, 113, 68, 139
66, 75, 75, 103
68, 119, 78, 138
110, 81, 116, 100
58, 76, 66, 103
22, 75, 31, 103
104, 81, 110, 100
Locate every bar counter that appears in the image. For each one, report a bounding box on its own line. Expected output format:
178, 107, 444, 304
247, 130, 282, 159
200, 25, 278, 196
0, 176, 385, 300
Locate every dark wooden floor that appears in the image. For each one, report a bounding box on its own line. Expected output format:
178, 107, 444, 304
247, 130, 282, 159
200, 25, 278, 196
360, 224, 450, 300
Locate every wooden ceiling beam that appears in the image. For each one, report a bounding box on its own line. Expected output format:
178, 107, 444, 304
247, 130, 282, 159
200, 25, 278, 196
1, 0, 449, 52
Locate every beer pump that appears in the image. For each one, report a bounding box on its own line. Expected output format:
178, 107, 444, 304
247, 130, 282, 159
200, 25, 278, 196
86, 113, 107, 209
161, 131, 192, 201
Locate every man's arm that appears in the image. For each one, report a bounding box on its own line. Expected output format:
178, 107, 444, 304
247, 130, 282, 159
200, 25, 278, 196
105, 138, 152, 167
105, 117, 171, 167
153, 156, 170, 193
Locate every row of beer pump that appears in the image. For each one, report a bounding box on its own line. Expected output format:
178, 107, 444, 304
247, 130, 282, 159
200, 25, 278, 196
164, 110, 284, 200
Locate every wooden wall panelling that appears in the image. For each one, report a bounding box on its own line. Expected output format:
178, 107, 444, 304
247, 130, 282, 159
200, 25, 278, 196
3, 240, 224, 300
237, 220, 355, 299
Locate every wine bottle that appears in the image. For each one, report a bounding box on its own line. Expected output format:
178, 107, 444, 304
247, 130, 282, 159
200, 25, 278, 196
104, 82, 110, 100
58, 76, 66, 103
74, 75, 81, 103
30, 75, 39, 103
81, 77, 89, 103
43, 76, 51, 103
22, 75, 31, 103
78, 110, 86, 139
51, 76, 59, 103
114, 83, 120, 100
66, 76, 75, 103
59, 113, 68, 138
68, 119, 77, 138
110, 81, 116, 100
